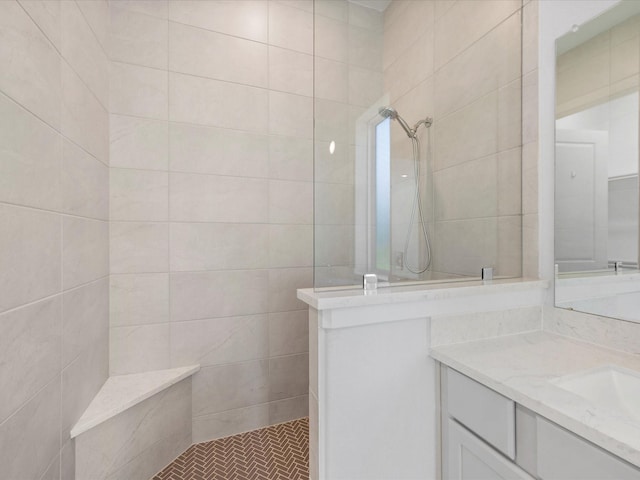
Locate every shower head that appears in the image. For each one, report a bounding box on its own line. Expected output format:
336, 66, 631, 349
378, 106, 415, 138
378, 106, 399, 120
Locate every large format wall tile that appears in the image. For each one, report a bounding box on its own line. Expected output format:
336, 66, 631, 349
169, 22, 268, 88
110, 323, 170, 374
110, 168, 169, 222
349, 2, 383, 31
62, 63, 109, 164
61, 0, 109, 108
110, 273, 169, 327
115, 0, 168, 20
0, 377, 61, 480
62, 279, 109, 370
315, 14, 348, 63
110, 61, 168, 120
62, 216, 109, 290
169, 122, 269, 177
75, 0, 109, 45
269, 91, 313, 139
434, 11, 521, 118
107, 0, 315, 441
169, 173, 268, 223
110, 222, 169, 273
0, 296, 61, 424
192, 404, 270, 444
62, 278, 109, 367
268, 224, 313, 268
168, 0, 267, 42
170, 270, 269, 322
0, 205, 61, 312
433, 91, 498, 171
433, 217, 498, 276
268, 267, 313, 313
110, 4, 168, 70
62, 139, 109, 220
61, 339, 108, 439
433, 155, 498, 221
170, 315, 269, 368
313, 57, 348, 103
269, 353, 309, 401
110, 114, 169, 171
0, 1, 61, 129
268, 46, 313, 97
18, 0, 62, 50
192, 360, 269, 416
434, 0, 521, 69
269, 310, 309, 357
1, 2, 111, 475
268, 1, 312, 54
268, 136, 313, 182
169, 72, 268, 133
383, 0, 433, 70
349, 23, 383, 71
170, 223, 269, 271
268, 180, 313, 224
0, 92, 62, 211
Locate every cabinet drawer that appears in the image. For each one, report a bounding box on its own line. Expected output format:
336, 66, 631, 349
537, 417, 640, 480
448, 419, 534, 480
446, 368, 515, 459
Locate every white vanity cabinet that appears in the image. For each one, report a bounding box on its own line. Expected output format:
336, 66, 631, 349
447, 418, 534, 480
442, 367, 533, 480
537, 418, 640, 480
441, 366, 640, 480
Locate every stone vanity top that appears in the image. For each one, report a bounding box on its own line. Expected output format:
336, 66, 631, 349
297, 278, 547, 311
431, 331, 640, 468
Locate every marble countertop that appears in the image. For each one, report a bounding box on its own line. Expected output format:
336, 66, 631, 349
431, 331, 640, 468
297, 277, 547, 311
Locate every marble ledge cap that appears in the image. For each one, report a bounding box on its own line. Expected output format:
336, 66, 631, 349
297, 277, 549, 311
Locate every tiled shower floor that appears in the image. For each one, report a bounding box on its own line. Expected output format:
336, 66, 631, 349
153, 417, 309, 480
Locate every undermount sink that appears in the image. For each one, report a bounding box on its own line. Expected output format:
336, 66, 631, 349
552, 366, 640, 422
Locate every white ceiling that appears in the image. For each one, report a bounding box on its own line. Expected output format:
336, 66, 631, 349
347, 0, 392, 12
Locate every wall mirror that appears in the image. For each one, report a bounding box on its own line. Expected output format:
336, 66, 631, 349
555, 1, 640, 322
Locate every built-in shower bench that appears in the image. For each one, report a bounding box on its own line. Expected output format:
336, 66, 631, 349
71, 365, 200, 480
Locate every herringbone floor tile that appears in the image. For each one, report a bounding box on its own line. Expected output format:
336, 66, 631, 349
153, 417, 309, 480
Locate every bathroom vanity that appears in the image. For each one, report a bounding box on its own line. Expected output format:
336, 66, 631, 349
300, 278, 640, 480
433, 332, 640, 480
298, 279, 547, 480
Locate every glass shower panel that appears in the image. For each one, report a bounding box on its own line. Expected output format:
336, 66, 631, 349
313, 0, 524, 289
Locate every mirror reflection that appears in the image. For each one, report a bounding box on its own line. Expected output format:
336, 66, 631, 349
555, 2, 640, 322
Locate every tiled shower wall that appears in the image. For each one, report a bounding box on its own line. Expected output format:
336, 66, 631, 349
0, 1, 110, 478
383, 0, 525, 278
312, 1, 385, 287
108, 0, 313, 442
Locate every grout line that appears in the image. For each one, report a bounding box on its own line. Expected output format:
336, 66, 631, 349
0, 200, 109, 223
0, 87, 108, 170
166, 8, 172, 369
74, 0, 111, 60
192, 398, 310, 424
0, 276, 110, 319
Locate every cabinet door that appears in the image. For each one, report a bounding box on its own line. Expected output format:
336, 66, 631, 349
448, 419, 534, 480
537, 417, 640, 480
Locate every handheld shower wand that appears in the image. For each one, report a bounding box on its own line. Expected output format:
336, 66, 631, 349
378, 105, 433, 274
